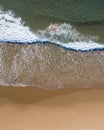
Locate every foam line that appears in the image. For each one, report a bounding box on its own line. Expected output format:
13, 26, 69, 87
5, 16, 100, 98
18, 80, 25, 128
0, 8, 104, 52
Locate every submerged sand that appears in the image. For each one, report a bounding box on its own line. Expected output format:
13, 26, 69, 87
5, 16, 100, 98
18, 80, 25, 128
0, 86, 104, 130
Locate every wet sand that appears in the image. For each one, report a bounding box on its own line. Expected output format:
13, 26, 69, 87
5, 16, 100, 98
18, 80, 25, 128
0, 86, 104, 130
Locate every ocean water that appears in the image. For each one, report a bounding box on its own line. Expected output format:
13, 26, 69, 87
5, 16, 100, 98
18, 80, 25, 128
0, 0, 104, 89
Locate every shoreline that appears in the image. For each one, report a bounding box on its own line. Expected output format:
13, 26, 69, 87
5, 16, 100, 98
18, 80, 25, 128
0, 86, 104, 130
0, 86, 81, 104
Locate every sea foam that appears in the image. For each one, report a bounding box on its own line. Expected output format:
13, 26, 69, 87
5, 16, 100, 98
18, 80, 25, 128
0, 8, 104, 51
0, 8, 38, 43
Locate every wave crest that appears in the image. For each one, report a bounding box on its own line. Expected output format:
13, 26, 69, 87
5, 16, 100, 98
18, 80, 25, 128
37, 23, 92, 43
0, 7, 104, 51
0, 8, 37, 43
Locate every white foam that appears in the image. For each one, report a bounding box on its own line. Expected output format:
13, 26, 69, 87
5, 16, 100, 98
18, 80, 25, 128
37, 23, 80, 43
37, 23, 104, 51
0, 8, 38, 43
55, 41, 104, 51
0, 8, 104, 51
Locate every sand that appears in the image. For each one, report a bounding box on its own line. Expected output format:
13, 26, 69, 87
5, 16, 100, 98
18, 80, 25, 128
0, 86, 104, 130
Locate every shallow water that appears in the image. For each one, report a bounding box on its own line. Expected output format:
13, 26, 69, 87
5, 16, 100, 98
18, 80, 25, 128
0, 1, 104, 89
0, 43, 104, 89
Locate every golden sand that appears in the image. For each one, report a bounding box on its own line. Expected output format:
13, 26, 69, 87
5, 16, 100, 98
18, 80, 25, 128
0, 86, 104, 130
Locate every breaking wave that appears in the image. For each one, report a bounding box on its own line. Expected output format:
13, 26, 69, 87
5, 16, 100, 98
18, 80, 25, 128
0, 8, 104, 51
0, 7, 104, 89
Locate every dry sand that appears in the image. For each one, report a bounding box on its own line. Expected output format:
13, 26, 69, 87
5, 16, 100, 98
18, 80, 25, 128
0, 86, 104, 130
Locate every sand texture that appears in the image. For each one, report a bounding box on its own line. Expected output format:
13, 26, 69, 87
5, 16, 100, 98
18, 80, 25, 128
0, 87, 104, 130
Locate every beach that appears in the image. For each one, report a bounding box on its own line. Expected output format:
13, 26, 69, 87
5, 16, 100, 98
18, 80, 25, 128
0, 86, 104, 130
0, 1, 104, 129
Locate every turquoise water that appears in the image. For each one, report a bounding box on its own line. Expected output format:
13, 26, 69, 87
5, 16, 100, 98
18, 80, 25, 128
0, 0, 104, 89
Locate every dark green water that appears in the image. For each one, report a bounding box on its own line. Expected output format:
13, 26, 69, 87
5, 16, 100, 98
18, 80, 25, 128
0, 0, 104, 42
1, 0, 104, 23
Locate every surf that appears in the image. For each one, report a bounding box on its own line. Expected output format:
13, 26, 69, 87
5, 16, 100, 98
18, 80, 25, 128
0, 8, 104, 52
0, 7, 104, 89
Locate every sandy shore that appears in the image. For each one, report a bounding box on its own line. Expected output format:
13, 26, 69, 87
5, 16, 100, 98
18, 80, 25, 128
0, 86, 104, 130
